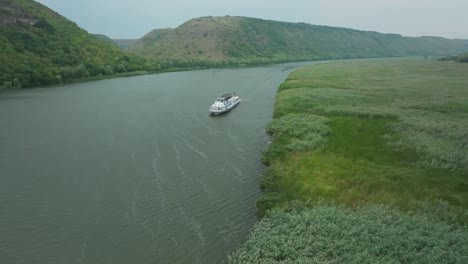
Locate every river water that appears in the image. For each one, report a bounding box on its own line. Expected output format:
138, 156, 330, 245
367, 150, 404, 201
0, 63, 314, 263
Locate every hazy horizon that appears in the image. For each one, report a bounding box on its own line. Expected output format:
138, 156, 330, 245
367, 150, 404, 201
35, 0, 468, 40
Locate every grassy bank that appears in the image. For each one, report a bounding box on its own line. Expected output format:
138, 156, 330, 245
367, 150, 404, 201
228, 58, 468, 263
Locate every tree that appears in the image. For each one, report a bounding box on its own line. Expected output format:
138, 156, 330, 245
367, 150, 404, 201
74, 64, 89, 78
116, 64, 127, 73
103, 65, 114, 75
55, 75, 62, 84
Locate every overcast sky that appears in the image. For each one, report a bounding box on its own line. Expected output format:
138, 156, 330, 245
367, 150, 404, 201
35, 0, 468, 39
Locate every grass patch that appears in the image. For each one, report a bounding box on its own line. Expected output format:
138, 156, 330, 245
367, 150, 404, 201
325, 116, 405, 164
262, 114, 330, 163
260, 116, 467, 213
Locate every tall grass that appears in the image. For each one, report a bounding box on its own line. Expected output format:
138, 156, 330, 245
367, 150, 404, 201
259, 115, 467, 214
263, 114, 330, 160
229, 58, 468, 263
258, 58, 468, 213
228, 204, 468, 264
275, 58, 468, 170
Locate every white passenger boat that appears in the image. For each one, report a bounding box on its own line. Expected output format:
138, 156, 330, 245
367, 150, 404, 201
209, 93, 240, 115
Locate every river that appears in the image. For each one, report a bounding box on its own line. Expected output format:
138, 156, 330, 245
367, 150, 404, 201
0, 62, 315, 263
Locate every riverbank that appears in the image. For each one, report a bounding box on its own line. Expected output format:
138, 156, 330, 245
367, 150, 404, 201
228, 58, 468, 263
0, 62, 286, 92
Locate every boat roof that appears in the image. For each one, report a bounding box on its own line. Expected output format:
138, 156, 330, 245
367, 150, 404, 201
220, 93, 234, 99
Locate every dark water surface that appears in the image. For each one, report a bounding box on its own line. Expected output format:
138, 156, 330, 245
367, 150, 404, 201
0, 63, 316, 263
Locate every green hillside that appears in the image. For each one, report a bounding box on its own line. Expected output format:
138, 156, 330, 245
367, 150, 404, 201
130, 16, 468, 68
0, 0, 149, 88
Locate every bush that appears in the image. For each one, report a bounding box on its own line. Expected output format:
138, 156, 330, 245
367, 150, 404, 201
116, 64, 127, 73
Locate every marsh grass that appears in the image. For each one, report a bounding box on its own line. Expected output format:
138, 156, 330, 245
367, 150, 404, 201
231, 58, 468, 263
260, 116, 467, 215
228, 204, 468, 264
230, 58, 468, 263
259, 58, 468, 215
262, 114, 330, 162
273, 58, 468, 170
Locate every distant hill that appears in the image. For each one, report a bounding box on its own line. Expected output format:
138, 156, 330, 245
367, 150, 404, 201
112, 39, 138, 50
0, 0, 149, 88
93, 34, 139, 50
130, 16, 468, 68
93, 33, 119, 46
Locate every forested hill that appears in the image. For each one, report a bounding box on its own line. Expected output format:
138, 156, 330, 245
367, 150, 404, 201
2, 2, 468, 89
130, 16, 468, 68
0, 0, 149, 88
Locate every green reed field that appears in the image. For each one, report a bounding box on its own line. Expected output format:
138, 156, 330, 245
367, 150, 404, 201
228, 58, 468, 263
260, 58, 468, 212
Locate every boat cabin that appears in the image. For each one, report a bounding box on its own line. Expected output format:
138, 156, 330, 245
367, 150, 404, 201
216, 93, 234, 103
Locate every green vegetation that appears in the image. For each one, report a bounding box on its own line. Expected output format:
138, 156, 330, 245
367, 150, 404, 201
228, 204, 468, 263
261, 57, 468, 211
130, 16, 468, 68
228, 58, 468, 262
0, 0, 151, 89
439, 53, 468, 63
272, 58, 468, 171
265, 114, 331, 154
